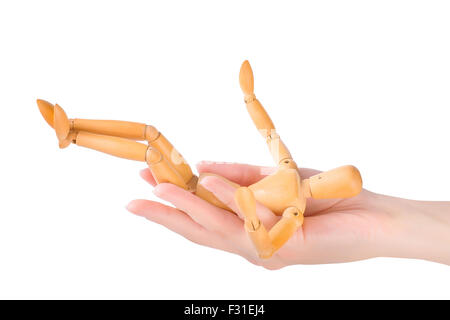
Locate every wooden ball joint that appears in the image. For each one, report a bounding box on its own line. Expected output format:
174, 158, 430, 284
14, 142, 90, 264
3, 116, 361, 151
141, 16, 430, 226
37, 60, 363, 259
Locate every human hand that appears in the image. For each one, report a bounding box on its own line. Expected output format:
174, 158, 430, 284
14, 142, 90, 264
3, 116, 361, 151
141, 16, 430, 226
127, 161, 450, 269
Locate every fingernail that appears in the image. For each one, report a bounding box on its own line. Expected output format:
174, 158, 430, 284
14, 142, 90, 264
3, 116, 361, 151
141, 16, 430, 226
196, 160, 235, 166
199, 176, 215, 190
126, 202, 136, 213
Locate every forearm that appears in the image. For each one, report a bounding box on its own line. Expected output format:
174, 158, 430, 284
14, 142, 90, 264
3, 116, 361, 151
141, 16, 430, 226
372, 193, 450, 265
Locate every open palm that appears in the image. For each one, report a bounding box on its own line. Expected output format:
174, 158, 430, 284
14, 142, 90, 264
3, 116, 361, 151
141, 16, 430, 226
127, 161, 394, 269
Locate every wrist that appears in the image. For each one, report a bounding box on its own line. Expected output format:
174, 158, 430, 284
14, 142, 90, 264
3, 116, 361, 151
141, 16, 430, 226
372, 193, 450, 265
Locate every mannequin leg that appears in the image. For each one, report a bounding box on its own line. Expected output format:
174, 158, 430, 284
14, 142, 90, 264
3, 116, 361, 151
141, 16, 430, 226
72, 119, 148, 140
74, 131, 188, 189
72, 119, 194, 184
235, 187, 304, 259
36, 100, 195, 187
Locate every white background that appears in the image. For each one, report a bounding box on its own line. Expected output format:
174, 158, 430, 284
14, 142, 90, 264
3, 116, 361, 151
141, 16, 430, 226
0, 0, 449, 299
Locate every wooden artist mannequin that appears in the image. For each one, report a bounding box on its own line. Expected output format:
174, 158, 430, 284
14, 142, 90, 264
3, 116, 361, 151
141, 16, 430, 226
37, 60, 363, 259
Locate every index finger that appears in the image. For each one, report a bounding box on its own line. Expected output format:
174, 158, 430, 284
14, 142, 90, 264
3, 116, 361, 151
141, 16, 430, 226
197, 161, 275, 186
196, 161, 321, 186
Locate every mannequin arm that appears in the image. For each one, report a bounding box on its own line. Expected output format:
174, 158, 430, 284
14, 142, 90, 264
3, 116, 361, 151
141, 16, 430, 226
306, 165, 363, 199
239, 61, 292, 165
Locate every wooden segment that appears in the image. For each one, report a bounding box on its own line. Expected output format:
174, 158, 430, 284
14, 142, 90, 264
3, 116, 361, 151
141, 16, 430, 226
239, 61, 275, 136
247, 224, 273, 259
54, 104, 70, 141
235, 187, 258, 225
246, 99, 275, 136
309, 165, 363, 199
36, 99, 55, 128
235, 187, 273, 259
58, 131, 77, 149
239, 60, 254, 95
249, 168, 304, 215
266, 134, 292, 164
146, 148, 188, 189
268, 207, 303, 254
73, 119, 147, 140
148, 133, 194, 183
75, 131, 147, 161
145, 125, 159, 141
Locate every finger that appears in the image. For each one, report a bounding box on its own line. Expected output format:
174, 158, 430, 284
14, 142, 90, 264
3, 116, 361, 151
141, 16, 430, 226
153, 183, 243, 234
127, 199, 227, 250
196, 161, 275, 186
196, 161, 322, 184
139, 168, 157, 186
199, 175, 279, 228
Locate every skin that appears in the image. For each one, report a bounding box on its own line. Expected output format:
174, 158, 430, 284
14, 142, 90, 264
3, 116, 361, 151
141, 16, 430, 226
126, 161, 450, 270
